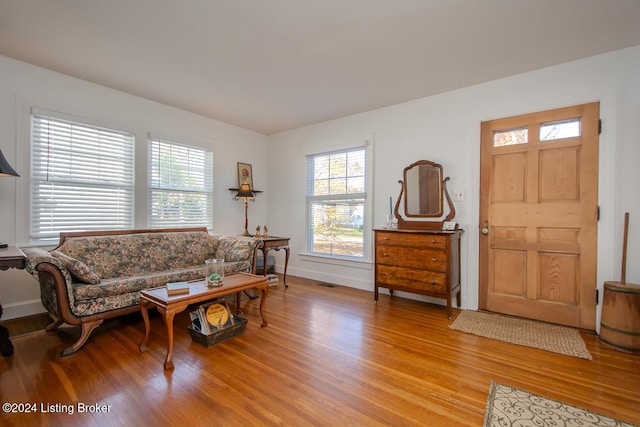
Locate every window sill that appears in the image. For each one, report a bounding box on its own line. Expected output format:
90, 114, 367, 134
298, 253, 372, 270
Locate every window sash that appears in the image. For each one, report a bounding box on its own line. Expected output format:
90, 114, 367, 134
306, 146, 367, 259
30, 113, 134, 241
148, 138, 213, 229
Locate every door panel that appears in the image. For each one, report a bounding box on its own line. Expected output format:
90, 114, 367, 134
492, 249, 526, 295
479, 102, 599, 330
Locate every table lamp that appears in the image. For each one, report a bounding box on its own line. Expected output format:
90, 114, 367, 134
0, 150, 20, 248
235, 182, 254, 236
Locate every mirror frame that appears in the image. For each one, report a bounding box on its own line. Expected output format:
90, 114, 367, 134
394, 160, 456, 230
403, 160, 444, 217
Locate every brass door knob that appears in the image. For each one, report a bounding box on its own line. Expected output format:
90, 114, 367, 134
481, 220, 489, 235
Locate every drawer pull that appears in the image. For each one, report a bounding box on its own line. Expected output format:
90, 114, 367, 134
431, 281, 437, 286
431, 239, 437, 244
382, 237, 390, 240
431, 258, 437, 262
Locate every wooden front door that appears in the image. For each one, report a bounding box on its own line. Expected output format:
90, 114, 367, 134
479, 102, 599, 330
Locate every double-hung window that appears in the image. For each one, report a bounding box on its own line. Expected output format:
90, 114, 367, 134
30, 112, 135, 243
306, 146, 367, 259
148, 138, 213, 229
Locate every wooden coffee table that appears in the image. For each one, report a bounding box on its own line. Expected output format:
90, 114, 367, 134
138, 272, 269, 370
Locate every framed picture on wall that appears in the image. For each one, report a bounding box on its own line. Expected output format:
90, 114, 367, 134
237, 162, 253, 189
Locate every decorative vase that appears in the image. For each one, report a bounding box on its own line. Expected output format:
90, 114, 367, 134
205, 258, 224, 287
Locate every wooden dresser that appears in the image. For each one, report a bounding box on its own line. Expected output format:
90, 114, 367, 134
374, 229, 462, 319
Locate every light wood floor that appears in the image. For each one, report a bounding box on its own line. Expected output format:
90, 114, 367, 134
1, 275, 639, 426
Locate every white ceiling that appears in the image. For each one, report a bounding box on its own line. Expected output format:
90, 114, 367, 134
1, 0, 640, 135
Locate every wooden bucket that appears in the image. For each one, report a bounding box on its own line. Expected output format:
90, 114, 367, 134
599, 281, 640, 353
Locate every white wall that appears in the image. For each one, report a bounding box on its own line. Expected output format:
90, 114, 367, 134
267, 45, 640, 329
3, 45, 640, 323
0, 55, 269, 319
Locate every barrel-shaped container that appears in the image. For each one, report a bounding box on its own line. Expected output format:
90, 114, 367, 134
599, 281, 640, 353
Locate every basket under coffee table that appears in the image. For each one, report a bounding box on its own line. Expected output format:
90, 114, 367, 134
138, 272, 269, 370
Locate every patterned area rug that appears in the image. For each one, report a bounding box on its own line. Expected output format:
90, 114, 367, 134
450, 310, 592, 360
484, 381, 637, 427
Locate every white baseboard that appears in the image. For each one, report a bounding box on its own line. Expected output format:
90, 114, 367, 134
279, 266, 451, 309
1, 300, 46, 320
281, 266, 373, 291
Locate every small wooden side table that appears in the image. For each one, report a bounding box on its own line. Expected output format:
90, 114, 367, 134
257, 236, 290, 287
0, 245, 27, 357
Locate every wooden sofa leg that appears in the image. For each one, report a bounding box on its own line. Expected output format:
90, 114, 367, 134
45, 317, 63, 332
60, 319, 104, 357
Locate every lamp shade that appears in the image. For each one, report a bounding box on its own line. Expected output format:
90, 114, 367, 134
236, 182, 254, 198
0, 150, 19, 177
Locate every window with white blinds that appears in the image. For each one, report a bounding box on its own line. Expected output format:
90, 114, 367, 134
148, 138, 213, 229
30, 113, 135, 242
306, 146, 367, 259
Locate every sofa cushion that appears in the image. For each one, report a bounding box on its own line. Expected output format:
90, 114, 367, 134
73, 267, 205, 302
71, 260, 252, 304
51, 250, 101, 284
58, 231, 219, 279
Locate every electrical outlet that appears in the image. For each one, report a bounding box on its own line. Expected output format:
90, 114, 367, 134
452, 191, 464, 201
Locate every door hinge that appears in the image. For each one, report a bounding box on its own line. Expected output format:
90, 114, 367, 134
597, 206, 600, 221
599, 119, 602, 135
596, 288, 599, 305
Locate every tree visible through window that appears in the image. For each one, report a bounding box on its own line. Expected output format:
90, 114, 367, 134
307, 147, 366, 258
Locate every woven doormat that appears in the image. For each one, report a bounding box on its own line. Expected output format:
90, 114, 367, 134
484, 381, 637, 426
450, 310, 592, 360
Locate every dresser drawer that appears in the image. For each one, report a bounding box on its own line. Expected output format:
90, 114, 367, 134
375, 246, 448, 272
376, 265, 447, 295
376, 231, 447, 250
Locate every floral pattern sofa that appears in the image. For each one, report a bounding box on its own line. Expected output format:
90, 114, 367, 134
23, 227, 263, 356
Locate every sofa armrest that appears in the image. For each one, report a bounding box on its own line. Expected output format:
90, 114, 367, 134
24, 247, 67, 277
23, 247, 77, 324
214, 236, 263, 273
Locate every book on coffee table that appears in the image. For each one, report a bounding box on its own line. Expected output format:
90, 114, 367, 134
166, 281, 190, 296
266, 274, 279, 287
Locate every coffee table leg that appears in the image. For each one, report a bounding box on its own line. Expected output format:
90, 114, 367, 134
259, 286, 269, 327
139, 299, 151, 352
160, 308, 178, 371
